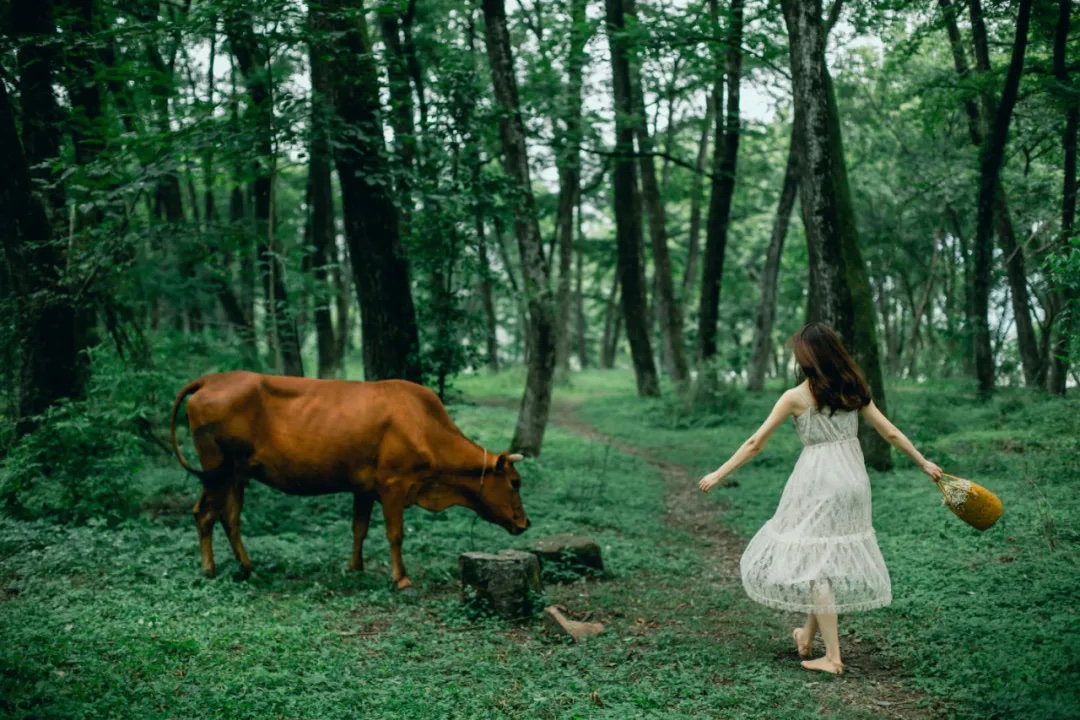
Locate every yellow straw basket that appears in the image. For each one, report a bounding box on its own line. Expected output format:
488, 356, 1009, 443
934, 473, 1003, 531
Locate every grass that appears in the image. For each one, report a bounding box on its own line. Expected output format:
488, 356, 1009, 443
1, 369, 1078, 718
491, 370, 1080, 720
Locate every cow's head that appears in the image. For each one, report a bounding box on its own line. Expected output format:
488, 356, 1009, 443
476, 452, 530, 535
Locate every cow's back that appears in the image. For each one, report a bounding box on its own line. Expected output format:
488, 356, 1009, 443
186, 373, 453, 494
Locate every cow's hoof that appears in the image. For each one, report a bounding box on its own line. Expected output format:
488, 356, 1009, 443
202, 566, 217, 579
233, 566, 253, 582
399, 585, 418, 597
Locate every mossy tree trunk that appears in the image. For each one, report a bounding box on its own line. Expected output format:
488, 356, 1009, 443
781, 0, 892, 470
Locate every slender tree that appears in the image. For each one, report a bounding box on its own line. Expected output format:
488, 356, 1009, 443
226, 8, 304, 376
601, 273, 622, 369
697, 0, 743, 367
606, 0, 660, 397
308, 0, 340, 378
681, 99, 713, 305
967, 0, 1034, 394
554, 0, 589, 375
1048, 0, 1077, 395
626, 0, 688, 384
575, 201, 589, 369
747, 134, 799, 391
961, 0, 1041, 388
483, 0, 558, 453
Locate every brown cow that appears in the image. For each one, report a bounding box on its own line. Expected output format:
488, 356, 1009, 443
169, 371, 529, 591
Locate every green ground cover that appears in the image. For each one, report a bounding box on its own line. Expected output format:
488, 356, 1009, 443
1, 370, 1077, 718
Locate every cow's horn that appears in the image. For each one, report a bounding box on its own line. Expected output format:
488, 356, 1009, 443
507, 453, 525, 462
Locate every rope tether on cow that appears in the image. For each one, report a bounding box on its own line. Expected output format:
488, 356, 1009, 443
170, 378, 206, 478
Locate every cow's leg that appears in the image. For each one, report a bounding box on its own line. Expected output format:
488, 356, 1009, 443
192, 485, 227, 577
191, 428, 230, 577
379, 492, 413, 592
350, 493, 375, 572
220, 480, 253, 578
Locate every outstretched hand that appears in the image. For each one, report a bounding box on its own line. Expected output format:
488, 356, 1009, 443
921, 460, 943, 482
698, 472, 723, 493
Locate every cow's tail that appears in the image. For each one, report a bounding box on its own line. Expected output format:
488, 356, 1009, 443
170, 379, 205, 478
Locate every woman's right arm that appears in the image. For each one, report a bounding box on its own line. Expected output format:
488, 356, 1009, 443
860, 400, 942, 480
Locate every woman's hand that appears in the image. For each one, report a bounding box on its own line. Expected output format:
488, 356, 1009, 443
698, 472, 723, 493
921, 460, 943, 482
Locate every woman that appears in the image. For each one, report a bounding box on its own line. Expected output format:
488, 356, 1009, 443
698, 323, 942, 674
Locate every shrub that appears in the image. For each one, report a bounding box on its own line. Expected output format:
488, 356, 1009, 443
0, 346, 178, 524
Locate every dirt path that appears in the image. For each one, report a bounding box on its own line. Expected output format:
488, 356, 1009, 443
481, 395, 940, 719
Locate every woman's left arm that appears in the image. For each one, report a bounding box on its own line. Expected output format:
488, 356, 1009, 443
698, 391, 798, 493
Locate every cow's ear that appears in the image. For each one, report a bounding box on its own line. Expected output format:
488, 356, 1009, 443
494, 453, 508, 473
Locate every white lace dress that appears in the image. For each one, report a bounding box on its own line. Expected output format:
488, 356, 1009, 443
739, 386, 892, 614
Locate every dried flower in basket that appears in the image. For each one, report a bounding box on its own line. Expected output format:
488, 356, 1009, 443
935, 473, 1002, 531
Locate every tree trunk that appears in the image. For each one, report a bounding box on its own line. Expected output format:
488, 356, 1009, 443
606, 0, 660, 397
483, 0, 558, 454
781, 0, 892, 469
697, 0, 743, 366
961, 0, 1042, 388
601, 272, 622, 369
491, 215, 528, 364
321, 0, 421, 383
681, 99, 714, 305
378, 7, 417, 205
333, 239, 351, 370
554, 0, 588, 375
4, 1, 83, 437
627, 0, 687, 385
475, 214, 500, 371
14, 0, 66, 225
993, 195, 1042, 386
1048, 0, 1077, 395
575, 202, 588, 369
967, 0, 1033, 394
227, 11, 304, 377
947, 204, 976, 374
747, 132, 798, 391
903, 230, 942, 378
309, 1, 339, 378
59, 0, 110, 357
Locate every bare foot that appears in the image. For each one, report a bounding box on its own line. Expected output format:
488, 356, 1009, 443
792, 627, 813, 658
801, 657, 844, 675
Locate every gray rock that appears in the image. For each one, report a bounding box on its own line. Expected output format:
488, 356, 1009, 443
530, 534, 604, 579
459, 550, 542, 620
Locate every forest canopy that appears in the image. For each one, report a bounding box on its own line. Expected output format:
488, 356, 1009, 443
1, 0, 1077, 497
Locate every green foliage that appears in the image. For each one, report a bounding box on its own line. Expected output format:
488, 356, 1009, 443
1047, 235, 1080, 363
0, 346, 158, 524
0, 336, 248, 524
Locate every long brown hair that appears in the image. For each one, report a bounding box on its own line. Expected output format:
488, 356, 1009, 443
789, 323, 871, 415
